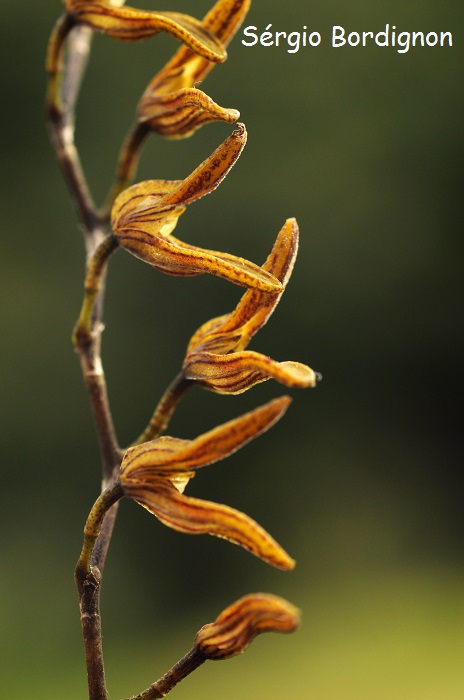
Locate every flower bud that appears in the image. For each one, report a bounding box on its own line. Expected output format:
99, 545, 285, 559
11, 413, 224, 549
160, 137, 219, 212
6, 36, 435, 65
194, 593, 300, 660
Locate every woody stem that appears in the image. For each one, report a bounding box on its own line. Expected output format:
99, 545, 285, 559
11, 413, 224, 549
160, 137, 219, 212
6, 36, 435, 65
75, 482, 125, 700
125, 647, 207, 700
47, 17, 122, 700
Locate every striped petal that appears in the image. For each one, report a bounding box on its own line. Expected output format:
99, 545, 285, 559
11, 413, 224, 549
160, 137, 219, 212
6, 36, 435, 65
65, 1, 226, 61
111, 126, 282, 291
113, 226, 283, 290
184, 350, 316, 394
140, 0, 250, 98
161, 123, 246, 206
124, 477, 295, 570
137, 0, 250, 136
187, 219, 299, 354
139, 87, 239, 138
111, 179, 181, 224
112, 125, 246, 225
120, 396, 291, 477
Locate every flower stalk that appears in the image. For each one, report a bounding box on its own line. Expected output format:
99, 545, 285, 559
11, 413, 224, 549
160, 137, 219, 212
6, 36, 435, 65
133, 372, 193, 445
76, 481, 124, 578
45, 1, 316, 698
75, 481, 124, 700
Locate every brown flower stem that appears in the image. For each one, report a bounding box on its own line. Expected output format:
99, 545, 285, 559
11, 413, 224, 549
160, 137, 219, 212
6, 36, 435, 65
76, 481, 124, 576
101, 120, 150, 222
75, 482, 124, 700
47, 14, 120, 478
90, 498, 119, 573
125, 647, 207, 700
72, 235, 121, 479
133, 372, 193, 445
46, 13, 139, 700
78, 340, 122, 478
46, 14, 74, 111
46, 15, 99, 236
48, 20, 123, 696
61, 24, 94, 116
73, 235, 119, 347
77, 565, 108, 700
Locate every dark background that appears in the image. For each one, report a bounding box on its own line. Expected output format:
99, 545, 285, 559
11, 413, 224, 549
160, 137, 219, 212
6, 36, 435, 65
1, 1, 463, 698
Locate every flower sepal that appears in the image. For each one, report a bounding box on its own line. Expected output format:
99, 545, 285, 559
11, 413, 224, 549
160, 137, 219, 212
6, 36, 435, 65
65, 0, 227, 61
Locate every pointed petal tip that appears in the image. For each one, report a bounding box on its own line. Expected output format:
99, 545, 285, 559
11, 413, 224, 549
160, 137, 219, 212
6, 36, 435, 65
285, 216, 298, 227
275, 551, 296, 571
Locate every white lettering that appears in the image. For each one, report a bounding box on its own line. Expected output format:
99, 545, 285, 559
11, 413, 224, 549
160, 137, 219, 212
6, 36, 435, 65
241, 25, 258, 47
440, 31, 452, 46
375, 24, 389, 47
397, 32, 410, 53
260, 24, 274, 47
332, 26, 346, 47
348, 32, 360, 47
241, 24, 453, 54
287, 31, 300, 54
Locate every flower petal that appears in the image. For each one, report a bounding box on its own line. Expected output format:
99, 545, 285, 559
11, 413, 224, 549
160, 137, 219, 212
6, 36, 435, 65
183, 350, 317, 394
120, 395, 291, 476
112, 127, 248, 232
195, 593, 300, 659
113, 226, 283, 290
187, 219, 299, 354
111, 127, 282, 290
65, 1, 226, 61
125, 477, 295, 570
139, 87, 240, 138
161, 123, 247, 206
111, 179, 181, 225
227, 218, 299, 336
140, 0, 250, 97
137, 0, 250, 136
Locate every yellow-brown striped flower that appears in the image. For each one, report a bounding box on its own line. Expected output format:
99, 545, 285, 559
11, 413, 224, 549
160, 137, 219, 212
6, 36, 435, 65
194, 593, 300, 660
182, 218, 318, 393
64, 0, 226, 61
111, 124, 282, 292
119, 396, 295, 570
138, 0, 250, 137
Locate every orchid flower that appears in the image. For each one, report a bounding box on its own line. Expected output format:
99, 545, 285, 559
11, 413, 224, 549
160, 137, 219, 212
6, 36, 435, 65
183, 218, 318, 393
111, 125, 282, 292
137, 0, 250, 137
119, 396, 295, 570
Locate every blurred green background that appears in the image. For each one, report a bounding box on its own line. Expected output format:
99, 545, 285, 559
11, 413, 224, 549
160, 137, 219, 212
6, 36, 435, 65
1, 1, 463, 698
